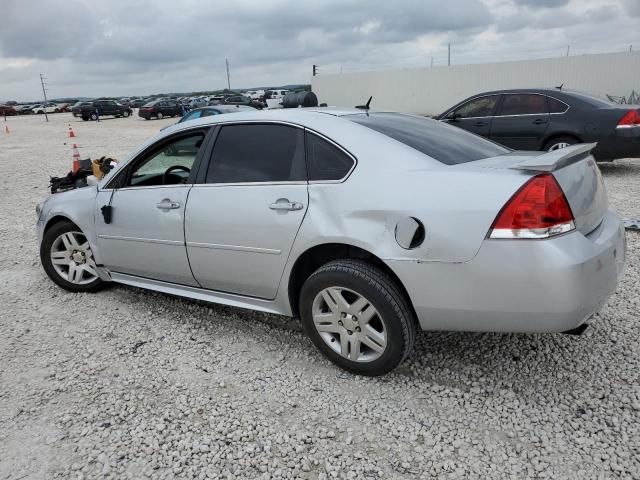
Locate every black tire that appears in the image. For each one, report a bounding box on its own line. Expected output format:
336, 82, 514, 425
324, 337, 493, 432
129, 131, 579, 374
89, 112, 98, 121
122, 110, 130, 118
40, 220, 105, 293
82, 115, 89, 121
299, 259, 416, 376
543, 135, 579, 152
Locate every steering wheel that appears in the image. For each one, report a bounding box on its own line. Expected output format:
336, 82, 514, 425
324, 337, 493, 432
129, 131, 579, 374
162, 165, 191, 185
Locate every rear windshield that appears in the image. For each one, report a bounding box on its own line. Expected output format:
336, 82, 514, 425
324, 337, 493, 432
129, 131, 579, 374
345, 112, 509, 165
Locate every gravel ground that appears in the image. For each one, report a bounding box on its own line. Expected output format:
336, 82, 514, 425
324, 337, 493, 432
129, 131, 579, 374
0, 113, 639, 480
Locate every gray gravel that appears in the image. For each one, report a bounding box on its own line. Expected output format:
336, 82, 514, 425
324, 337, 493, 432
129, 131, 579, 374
1, 114, 639, 479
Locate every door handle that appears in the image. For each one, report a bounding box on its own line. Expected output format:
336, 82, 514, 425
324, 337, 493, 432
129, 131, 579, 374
269, 199, 304, 211
533, 119, 548, 125
156, 199, 181, 210
473, 121, 488, 127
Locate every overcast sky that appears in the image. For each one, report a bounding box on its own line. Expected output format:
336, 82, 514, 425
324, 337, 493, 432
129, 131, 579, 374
1, 0, 639, 101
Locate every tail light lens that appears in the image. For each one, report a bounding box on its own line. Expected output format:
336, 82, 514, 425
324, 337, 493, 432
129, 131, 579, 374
489, 173, 575, 239
617, 109, 640, 128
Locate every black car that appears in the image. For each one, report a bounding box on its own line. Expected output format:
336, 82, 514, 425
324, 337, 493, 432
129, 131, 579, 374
138, 100, 183, 120
222, 95, 263, 109
436, 88, 640, 161
71, 101, 94, 117
74, 100, 132, 121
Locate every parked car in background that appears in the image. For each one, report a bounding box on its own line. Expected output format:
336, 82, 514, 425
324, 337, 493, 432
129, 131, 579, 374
436, 88, 640, 161
75, 100, 133, 121
161, 105, 255, 130
0, 105, 18, 116
187, 98, 208, 109
222, 95, 263, 109
33, 103, 60, 114
36, 109, 625, 376
15, 105, 35, 115
129, 99, 148, 108
245, 90, 265, 100
265, 89, 289, 101
57, 103, 71, 113
71, 101, 94, 117
138, 100, 183, 120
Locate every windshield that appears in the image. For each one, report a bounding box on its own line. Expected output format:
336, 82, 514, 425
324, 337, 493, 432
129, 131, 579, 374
346, 113, 510, 165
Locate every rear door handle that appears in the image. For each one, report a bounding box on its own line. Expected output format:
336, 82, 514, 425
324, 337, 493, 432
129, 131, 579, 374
533, 119, 548, 125
474, 121, 488, 127
156, 199, 181, 210
269, 199, 304, 211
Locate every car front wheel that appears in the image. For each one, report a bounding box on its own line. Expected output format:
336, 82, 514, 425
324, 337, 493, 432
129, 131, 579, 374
299, 259, 416, 376
40, 221, 104, 292
122, 110, 130, 118
156, 112, 164, 119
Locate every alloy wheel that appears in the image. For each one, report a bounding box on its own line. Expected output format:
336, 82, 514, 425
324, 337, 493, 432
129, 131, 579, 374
50, 231, 99, 285
311, 286, 387, 362
548, 142, 570, 151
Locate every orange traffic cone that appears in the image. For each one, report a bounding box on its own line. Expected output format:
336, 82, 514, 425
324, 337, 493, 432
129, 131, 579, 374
72, 144, 81, 173
68, 125, 76, 138
4, 125, 9, 134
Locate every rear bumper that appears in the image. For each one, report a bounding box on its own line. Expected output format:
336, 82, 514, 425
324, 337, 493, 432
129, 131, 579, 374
387, 209, 626, 333
594, 127, 640, 160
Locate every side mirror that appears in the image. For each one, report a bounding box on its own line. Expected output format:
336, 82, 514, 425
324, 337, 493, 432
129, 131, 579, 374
447, 111, 459, 121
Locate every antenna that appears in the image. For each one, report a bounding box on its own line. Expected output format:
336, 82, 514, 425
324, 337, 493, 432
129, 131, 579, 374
39, 73, 49, 122
555, 83, 564, 91
355, 96, 372, 110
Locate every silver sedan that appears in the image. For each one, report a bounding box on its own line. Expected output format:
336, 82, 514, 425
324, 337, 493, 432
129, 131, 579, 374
36, 109, 626, 375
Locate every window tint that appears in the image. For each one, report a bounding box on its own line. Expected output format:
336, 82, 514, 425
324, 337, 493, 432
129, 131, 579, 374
126, 133, 205, 187
547, 96, 569, 113
206, 124, 305, 183
346, 113, 509, 165
454, 96, 498, 118
498, 94, 548, 116
306, 133, 354, 181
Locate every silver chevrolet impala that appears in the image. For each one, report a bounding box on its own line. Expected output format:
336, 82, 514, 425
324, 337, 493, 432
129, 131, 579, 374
36, 108, 626, 375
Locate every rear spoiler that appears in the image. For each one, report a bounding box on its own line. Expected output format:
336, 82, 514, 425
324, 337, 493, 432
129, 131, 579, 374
510, 143, 597, 172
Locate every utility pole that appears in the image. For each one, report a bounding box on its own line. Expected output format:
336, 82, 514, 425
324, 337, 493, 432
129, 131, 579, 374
225, 58, 231, 90
630, 45, 633, 52
430, 57, 434, 67
566, 45, 570, 57
448, 43, 451, 66
39, 73, 49, 122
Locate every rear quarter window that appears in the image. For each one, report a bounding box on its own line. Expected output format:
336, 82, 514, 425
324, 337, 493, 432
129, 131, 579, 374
346, 113, 509, 165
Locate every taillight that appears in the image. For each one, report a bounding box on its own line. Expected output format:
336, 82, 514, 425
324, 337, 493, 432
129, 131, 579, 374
617, 109, 640, 128
489, 173, 575, 239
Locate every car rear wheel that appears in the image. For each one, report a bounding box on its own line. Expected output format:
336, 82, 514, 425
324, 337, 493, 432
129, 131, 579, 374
544, 136, 579, 152
41, 221, 104, 293
122, 110, 130, 118
157, 112, 164, 120
299, 259, 416, 376
89, 112, 98, 121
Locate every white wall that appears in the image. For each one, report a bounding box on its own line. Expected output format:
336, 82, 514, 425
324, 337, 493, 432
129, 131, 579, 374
311, 51, 640, 116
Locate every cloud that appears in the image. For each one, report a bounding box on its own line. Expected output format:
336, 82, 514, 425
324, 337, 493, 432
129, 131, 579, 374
0, 0, 637, 101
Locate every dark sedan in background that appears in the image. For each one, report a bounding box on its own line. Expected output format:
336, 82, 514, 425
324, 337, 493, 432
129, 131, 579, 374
138, 100, 183, 120
436, 88, 640, 161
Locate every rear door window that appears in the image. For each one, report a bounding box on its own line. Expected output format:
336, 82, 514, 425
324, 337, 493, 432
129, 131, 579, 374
547, 96, 569, 113
346, 113, 509, 165
498, 94, 548, 116
206, 124, 306, 183
306, 133, 355, 181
